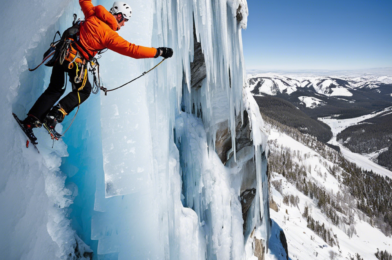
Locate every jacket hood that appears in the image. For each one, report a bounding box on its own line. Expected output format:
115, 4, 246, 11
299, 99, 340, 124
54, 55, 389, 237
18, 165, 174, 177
95, 5, 119, 31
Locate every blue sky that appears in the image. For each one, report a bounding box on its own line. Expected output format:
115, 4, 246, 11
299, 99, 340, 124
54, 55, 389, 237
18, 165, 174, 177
242, 0, 392, 71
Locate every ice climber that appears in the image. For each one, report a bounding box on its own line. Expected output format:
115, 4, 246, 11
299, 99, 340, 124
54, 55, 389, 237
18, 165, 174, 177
21, 0, 173, 143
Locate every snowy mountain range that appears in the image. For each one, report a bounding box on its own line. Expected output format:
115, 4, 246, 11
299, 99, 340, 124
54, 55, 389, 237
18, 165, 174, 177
249, 74, 392, 97
248, 74, 392, 126
248, 73, 392, 171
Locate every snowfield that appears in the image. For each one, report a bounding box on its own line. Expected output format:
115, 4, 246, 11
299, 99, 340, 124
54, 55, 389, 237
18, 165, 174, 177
328, 87, 352, 97
266, 123, 392, 260
313, 79, 353, 97
259, 79, 277, 95
319, 106, 392, 178
298, 96, 326, 108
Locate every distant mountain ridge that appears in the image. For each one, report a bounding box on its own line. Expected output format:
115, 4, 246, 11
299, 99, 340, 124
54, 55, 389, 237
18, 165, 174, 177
249, 74, 392, 97
248, 74, 392, 120
248, 73, 392, 172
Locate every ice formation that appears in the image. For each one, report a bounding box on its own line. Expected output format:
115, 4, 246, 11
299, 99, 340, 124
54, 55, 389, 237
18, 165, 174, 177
0, 0, 270, 259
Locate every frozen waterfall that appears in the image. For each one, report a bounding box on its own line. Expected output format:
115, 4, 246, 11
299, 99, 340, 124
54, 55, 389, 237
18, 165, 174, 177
0, 0, 270, 259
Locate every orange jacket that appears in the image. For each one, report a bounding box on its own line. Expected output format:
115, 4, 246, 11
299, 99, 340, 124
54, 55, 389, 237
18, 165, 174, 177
77, 0, 157, 60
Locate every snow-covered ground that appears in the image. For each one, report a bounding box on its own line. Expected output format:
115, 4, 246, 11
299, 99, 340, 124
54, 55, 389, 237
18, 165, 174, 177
363, 147, 389, 163
266, 124, 392, 260
314, 79, 353, 97
298, 96, 326, 108
319, 107, 392, 137
319, 107, 392, 178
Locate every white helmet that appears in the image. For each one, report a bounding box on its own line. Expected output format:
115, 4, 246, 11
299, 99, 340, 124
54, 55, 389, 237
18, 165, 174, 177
110, 2, 132, 20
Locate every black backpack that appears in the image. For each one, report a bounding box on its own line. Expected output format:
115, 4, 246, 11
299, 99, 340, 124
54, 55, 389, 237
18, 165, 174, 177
44, 14, 82, 67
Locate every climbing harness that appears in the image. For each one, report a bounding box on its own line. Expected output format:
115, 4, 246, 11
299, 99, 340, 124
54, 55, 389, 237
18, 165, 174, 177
99, 58, 167, 96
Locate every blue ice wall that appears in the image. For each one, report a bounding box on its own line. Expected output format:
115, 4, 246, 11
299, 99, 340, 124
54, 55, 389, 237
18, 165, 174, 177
61, 92, 103, 256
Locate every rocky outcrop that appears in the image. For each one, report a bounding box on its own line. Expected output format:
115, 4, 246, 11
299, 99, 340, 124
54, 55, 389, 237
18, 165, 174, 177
215, 120, 233, 164
215, 110, 252, 165
223, 110, 261, 234
240, 188, 256, 231
254, 237, 265, 260
189, 17, 269, 241
249, 229, 266, 260
190, 25, 206, 89
236, 5, 243, 23
270, 198, 278, 212
235, 110, 253, 153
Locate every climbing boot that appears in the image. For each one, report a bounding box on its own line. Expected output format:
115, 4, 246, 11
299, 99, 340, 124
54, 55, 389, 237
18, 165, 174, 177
44, 105, 67, 129
22, 115, 40, 143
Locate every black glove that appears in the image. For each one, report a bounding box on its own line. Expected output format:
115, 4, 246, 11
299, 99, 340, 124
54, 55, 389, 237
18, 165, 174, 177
155, 47, 173, 58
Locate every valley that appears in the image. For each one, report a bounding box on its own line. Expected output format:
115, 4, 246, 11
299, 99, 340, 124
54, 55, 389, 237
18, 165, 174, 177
264, 115, 392, 260
248, 73, 392, 259
248, 73, 392, 172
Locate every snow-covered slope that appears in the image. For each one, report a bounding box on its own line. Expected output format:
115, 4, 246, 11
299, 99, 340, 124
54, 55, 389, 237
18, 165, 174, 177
265, 120, 392, 260
298, 96, 326, 108
319, 106, 392, 178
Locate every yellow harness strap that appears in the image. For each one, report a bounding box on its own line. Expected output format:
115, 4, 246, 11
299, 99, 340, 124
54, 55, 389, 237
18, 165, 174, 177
75, 63, 79, 79
78, 68, 88, 91
59, 107, 68, 116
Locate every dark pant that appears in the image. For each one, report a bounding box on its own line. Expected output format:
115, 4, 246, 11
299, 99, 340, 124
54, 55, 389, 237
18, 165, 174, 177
28, 60, 91, 122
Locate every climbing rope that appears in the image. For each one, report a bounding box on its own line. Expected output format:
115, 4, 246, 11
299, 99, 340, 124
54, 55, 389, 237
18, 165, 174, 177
99, 58, 167, 96
61, 91, 81, 137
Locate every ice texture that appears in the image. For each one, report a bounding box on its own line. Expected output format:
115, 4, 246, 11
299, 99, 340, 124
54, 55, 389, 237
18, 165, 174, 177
243, 87, 270, 249
0, 1, 93, 259
0, 0, 271, 259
